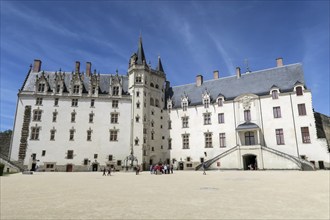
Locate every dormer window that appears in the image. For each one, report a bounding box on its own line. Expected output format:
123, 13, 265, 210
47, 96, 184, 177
202, 91, 211, 109
182, 102, 188, 111
73, 85, 80, 94
204, 98, 210, 108
272, 90, 279, 99
218, 98, 223, 107
296, 86, 303, 96
56, 84, 61, 93
38, 83, 45, 92
92, 86, 96, 95
113, 86, 119, 96
181, 95, 189, 111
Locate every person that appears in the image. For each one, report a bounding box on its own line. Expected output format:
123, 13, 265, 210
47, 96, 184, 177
202, 162, 206, 175
248, 164, 253, 170
164, 164, 168, 174
136, 165, 140, 175
103, 168, 106, 176
150, 164, 153, 174
170, 164, 173, 174
107, 168, 111, 176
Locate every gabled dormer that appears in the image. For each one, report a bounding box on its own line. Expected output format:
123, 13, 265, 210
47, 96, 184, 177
216, 93, 225, 107
69, 71, 84, 96
53, 71, 65, 95
34, 71, 50, 94
270, 85, 280, 99
294, 81, 305, 96
181, 93, 189, 111
202, 89, 211, 109
110, 73, 122, 97
88, 73, 100, 97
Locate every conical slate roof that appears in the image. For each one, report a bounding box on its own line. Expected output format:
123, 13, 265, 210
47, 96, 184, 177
136, 37, 146, 65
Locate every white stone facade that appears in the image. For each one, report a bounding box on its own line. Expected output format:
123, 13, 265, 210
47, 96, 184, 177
9, 39, 329, 171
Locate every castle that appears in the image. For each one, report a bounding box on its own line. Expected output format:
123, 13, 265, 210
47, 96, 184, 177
9, 38, 329, 171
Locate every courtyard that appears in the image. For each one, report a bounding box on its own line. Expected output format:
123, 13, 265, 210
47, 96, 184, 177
1, 170, 329, 220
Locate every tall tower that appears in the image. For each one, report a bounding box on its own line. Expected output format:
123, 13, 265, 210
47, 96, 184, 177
128, 37, 169, 170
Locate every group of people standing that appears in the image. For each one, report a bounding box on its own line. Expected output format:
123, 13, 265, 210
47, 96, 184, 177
102, 168, 112, 176
150, 164, 173, 174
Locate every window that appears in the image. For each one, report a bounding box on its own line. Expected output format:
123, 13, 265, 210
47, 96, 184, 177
301, 127, 310, 143
36, 97, 43, 105
110, 130, 118, 141
296, 86, 303, 96
91, 99, 95, 107
92, 86, 96, 95
108, 155, 113, 161
187, 157, 191, 162
204, 98, 210, 108
73, 85, 80, 94
182, 134, 189, 149
69, 129, 75, 141
71, 112, 76, 123
136, 102, 140, 108
135, 138, 139, 145
31, 127, 40, 140
50, 129, 55, 141
182, 102, 188, 111
205, 132, 213, 148
136, 91, 140, 97
151, 131, 154, 140
244, 131, 255, 145
151, 110, 154, 115
151, 147, 154, 151
112, 100, 118, 108
38, 83, 45, 92
218, 113, 225, 124
275, 129, 285, 145
168, 138, 172, 149
54, 98, 59, 106
244, 110, 251, 122
155, 99, 160, 107
56, 84, 61, 93
111, 113, 118, 124
151, 120, 154, 127
273, 107, 281, 118
168, 120, 172, 129
272, 90, 279, 99
135, 76, 142, 83
204, 113, 211, 125
87, 130, 92, 141
42, 150, 46, 156
94, 154, 98, 159
83, 159, 89, 165
135, 115, 140, 123
219, 133, 226, 147
218, 98, 223, 107
117, 160, 122, 166
113, 86, 119, 96
46, 164, 54, 169
71, 99, 78, 107
182, 117, 189, 128
33, 110, 42, 121
150, 98, 154, 106
89, 113, 94, 123
67, 150, 73, 159
143, 128, 147, 134
52, 111, 57, 122
298, 104, 306, 116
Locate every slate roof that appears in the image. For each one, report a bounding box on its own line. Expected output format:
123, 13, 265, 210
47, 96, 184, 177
168, 63, 305, 107
21, 71, 129, 95
236, 122, 260, 131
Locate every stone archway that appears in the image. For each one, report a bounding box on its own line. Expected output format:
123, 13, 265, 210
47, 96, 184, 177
243, 154, 257, 170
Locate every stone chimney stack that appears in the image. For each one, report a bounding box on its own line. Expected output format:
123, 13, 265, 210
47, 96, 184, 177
75, 61, 80, 73
196, 75, 203, 87
276, 58, 283, 67
86, 62, 92, 77
33, 59, 42, 72
236, 67, 241, 79
213, 70, 219, 79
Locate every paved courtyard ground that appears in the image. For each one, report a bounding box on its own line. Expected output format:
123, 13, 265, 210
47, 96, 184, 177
1, 170, 329, 220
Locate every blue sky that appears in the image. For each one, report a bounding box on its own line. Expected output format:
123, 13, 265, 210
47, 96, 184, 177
0, 1, 329, 131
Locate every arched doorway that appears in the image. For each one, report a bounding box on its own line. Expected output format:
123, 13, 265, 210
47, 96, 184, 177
92, 163, 98, 171
243, 154, 257, 170
66, 164, 73, 172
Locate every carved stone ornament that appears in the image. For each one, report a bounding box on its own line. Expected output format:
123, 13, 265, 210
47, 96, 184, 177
241, 95, 253, 110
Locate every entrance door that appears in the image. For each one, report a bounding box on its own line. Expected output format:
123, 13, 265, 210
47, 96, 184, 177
31, 163, 36, 171
179, 162, 184, 170
66, 164, 73, 172
243, 154, 257, 170
318, 161, 325, 169
92, 163, 98, 171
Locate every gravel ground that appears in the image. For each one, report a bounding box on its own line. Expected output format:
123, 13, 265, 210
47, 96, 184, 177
1, 170, 329, 220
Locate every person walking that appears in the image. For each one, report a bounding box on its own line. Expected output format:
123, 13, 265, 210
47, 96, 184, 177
170, 164, 173, 174
202, 162, 206, 175
107, 168, 111, 176
103, 168, 106, 176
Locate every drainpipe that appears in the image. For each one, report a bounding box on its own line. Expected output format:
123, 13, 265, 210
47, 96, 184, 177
258, 97, 265, 170
233, 101, 241, 169
289, 94, 301, 169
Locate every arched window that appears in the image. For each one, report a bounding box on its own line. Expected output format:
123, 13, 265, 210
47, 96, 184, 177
155, 84, 159, 89
150, 83, 154, 88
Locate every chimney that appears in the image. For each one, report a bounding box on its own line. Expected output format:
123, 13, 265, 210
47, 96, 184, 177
75, 61, 80, 73
196, 75, 203, 86
33, 59, 42, 72
213, 70, 219, 79
86, 62, 92, 77
276, 58, 283, 67
236, 67, 241, 79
